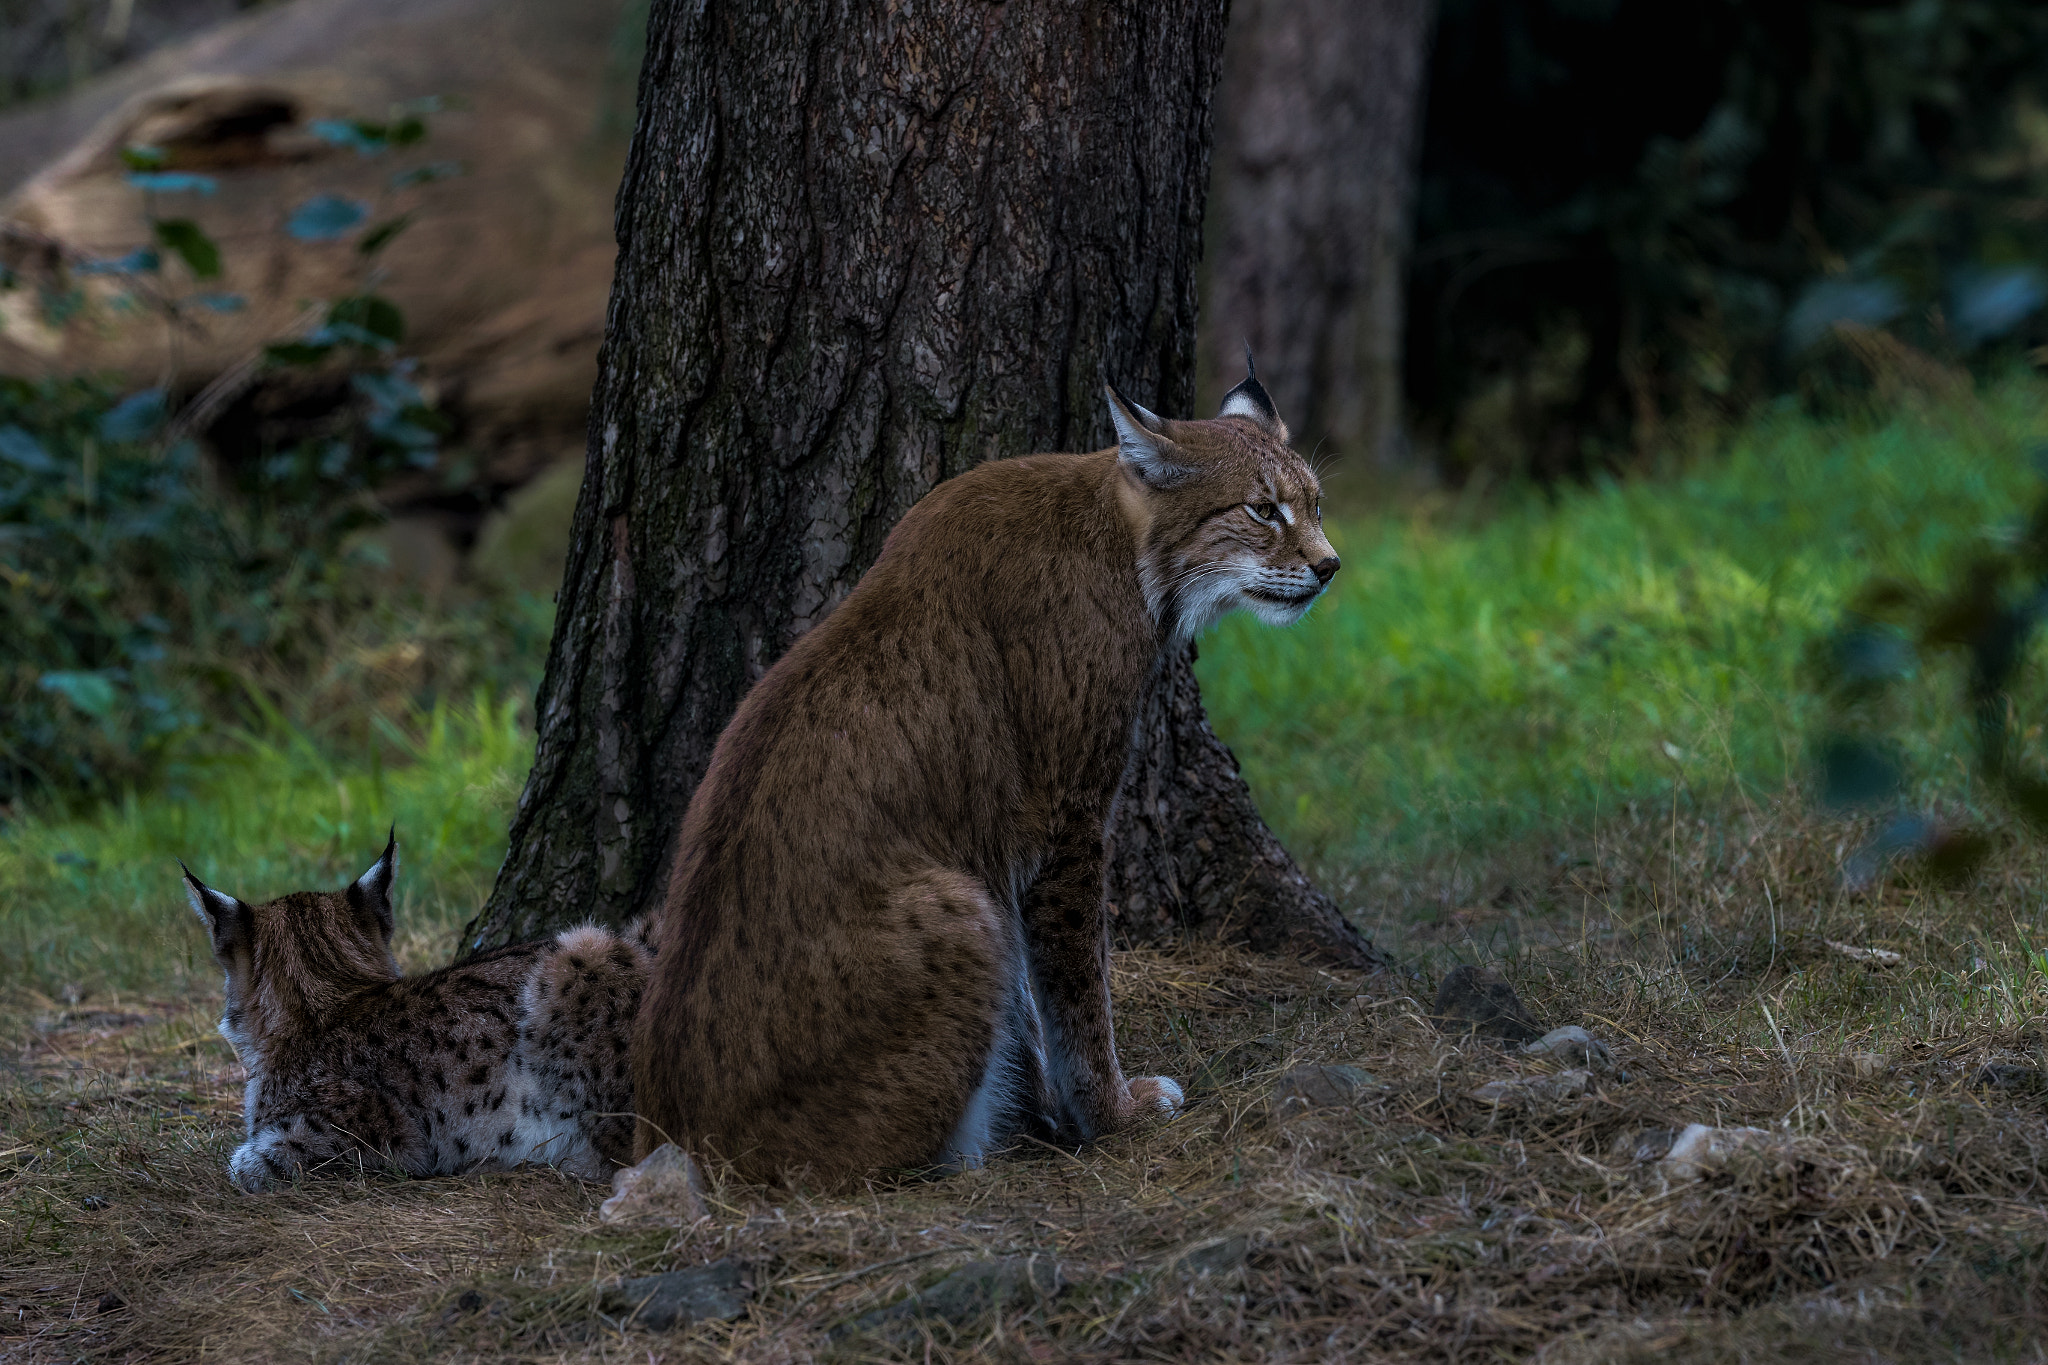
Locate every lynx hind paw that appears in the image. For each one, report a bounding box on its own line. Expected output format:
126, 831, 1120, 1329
1129, 1076, 1184, 1119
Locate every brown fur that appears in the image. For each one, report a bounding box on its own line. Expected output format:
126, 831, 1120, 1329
182, 836, 653, 1191
633, 371, 1339, 1183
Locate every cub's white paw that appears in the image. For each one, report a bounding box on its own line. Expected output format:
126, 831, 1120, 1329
1130, 1076, 1184, 1119
228, 1141, 277, 1193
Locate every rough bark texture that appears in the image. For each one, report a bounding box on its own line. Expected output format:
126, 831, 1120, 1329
1199, 0, 1436, 466
465, 0, 1385, 973
1106, 646, 1395, 969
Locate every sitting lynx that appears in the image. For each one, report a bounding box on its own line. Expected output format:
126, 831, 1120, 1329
181, 834, 651, 1191
634, 359, 1340, 1182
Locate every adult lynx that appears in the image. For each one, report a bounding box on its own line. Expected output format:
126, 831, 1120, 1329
634, 362, 1338, 1181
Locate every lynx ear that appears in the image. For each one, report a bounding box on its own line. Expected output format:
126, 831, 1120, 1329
346, 827, 398, 942
1105, 381, 1192, 489
181, 862, 252, 963
1217, 344, 1287, 439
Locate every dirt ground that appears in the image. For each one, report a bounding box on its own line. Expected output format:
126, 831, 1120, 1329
5, 802, 2048, 1362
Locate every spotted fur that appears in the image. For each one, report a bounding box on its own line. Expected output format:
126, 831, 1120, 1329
180, 835, 651, 1192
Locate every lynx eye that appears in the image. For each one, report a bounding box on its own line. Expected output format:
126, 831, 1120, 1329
1247, 501, 1279, 524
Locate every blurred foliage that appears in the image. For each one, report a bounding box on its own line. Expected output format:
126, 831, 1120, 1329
0, 374, 548, 805
0, 102, 547, 810
1199, 376, 2048, 872
1413, 0, 2048, 479
1813, 439, 2048, 886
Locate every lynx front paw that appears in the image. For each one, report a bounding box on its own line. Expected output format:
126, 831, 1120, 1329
1127, 1075, 1184, 1119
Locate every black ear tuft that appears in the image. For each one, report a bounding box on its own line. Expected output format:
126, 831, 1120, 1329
181, 862, 252, 961
1217, 344, 1285, 435
1105, 382, 1192, 490
346, 829, 399, 941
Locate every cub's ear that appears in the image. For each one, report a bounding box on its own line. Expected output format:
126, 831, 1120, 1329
346, 827, 398, 942
1105, 381, 1192, 489
180, 862, 252, 963
1217, 344, 1288, 440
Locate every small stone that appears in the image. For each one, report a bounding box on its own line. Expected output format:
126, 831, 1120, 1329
1655, 1122, 1772, 1182
604, 1259, 752, 1329
1520, 1025, 1613, 1072
1431, 966, 1544, 1044
1468, 1068, 1590, 1108
80, 1195, 110, 1211
598, 1144, 708, 1226
843, 1257, 1063, 1338
1847, 1051, 1888, 1079
1169, 1234, 1249, 1276
1825, 940, 1904, 967
1267, 1063, 1378, 1117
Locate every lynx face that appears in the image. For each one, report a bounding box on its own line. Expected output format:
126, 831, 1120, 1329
1107, 362, 1340, 644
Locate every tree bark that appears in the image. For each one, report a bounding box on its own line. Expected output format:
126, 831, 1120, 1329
463, 0, 1388, 975
1199, 0, 1436, 467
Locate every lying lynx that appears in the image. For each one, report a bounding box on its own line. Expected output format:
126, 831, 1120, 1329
635, 359, 1340, 1182
181, 834, 651, 1191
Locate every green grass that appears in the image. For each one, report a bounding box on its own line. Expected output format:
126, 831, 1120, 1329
0, 696, 532, 1000
11, 378, 2048, 998
1198, 379, 2048, 870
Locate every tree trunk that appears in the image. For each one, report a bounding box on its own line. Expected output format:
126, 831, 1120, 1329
463, 0, 1388, 975
1199, 0, 1437, 467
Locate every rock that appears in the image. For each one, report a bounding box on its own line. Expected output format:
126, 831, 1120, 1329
1968, 1062, 2046, 1094
1846, 1051, 1888, 1079
603, 1259, 752, 1330
1520, 1025, 1613, 1072
1468, 1068, 1590, 1108
1188, 1036, 1288, 1094
598, 1144, 708, 1227
1267, 1063, 1378, 1117
1431, 965, 1544, 1043
1654, 1122, 1772, 1182
1825, 940, 1904, 967
1169, 1235, 1249, 1276
843, 1257, 1064, 1338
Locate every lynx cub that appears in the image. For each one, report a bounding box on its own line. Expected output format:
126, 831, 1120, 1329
635, 358, 1340, 1182
181, 834, 650, 1191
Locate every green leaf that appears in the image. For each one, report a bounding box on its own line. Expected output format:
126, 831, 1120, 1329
39, 671, 120, 718
328, 294, 405, 345
1818, 735, 1899, 810
153, 219, 222, 279
357, 213, 414, 257
286, 195, 369, 241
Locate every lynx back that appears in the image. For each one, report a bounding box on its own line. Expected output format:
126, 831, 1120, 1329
634, 359, 1338, 1182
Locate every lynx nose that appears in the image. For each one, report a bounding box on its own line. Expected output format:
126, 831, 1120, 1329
1311, 555, 1340, 586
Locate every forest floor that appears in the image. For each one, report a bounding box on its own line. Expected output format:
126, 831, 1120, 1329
7, 384, 2048, 1360
5, 792, 2047, 1362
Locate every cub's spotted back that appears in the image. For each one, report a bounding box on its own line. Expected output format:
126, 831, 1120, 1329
181, 833, 651, 1191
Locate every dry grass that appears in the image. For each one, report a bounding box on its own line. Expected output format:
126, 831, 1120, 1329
6, 794, 2048, 1362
